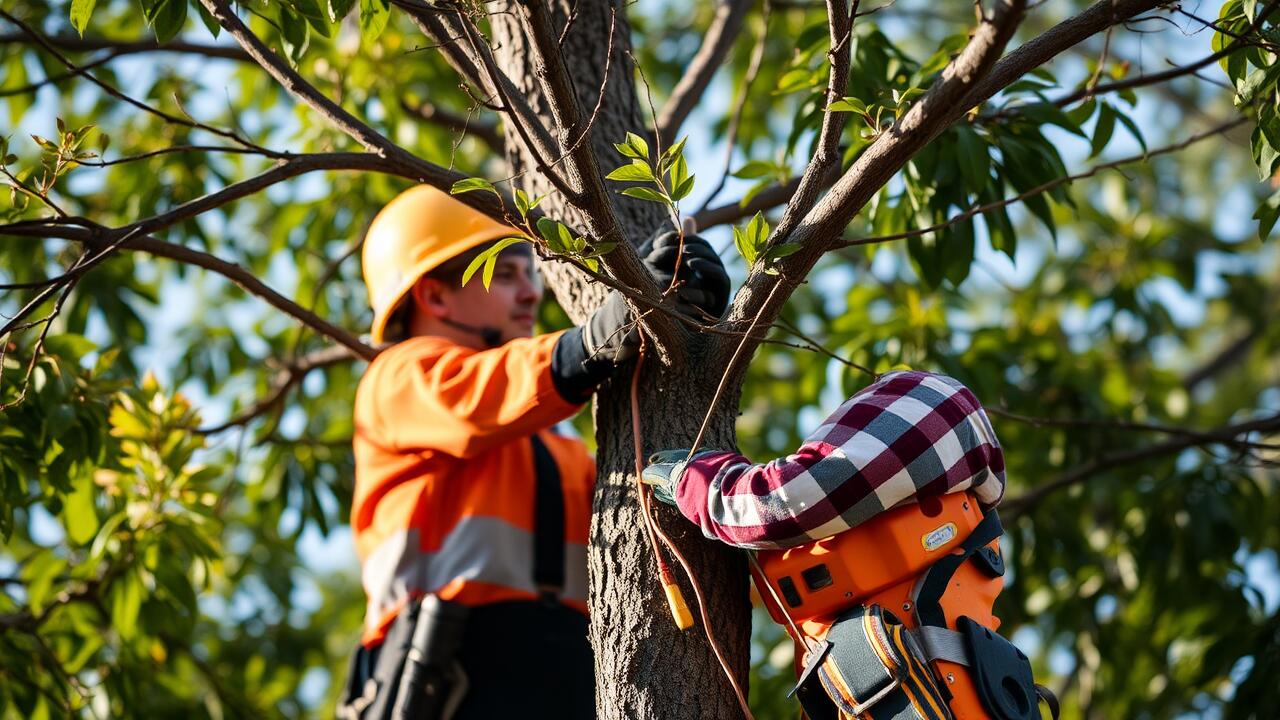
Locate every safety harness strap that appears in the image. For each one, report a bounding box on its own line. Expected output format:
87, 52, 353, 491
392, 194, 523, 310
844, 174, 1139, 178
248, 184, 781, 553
530, 435, 565, 598
813, 604, 954, 720
911, 626, 970, 667
914, 510, 1004, 629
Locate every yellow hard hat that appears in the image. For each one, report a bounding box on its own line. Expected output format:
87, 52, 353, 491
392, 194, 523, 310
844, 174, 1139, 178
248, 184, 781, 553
361, 185, 520, 344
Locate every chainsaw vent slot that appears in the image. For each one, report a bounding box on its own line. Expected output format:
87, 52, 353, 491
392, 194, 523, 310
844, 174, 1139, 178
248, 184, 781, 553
801, 564, 834, 591
777, 576, 803, 608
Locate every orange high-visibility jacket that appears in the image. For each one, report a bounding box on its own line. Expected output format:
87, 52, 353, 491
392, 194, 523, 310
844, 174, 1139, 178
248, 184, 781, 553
352, 331, 595, 646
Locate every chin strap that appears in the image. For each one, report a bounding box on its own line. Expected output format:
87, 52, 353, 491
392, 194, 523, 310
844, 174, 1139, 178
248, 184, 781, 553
440, 317, 502, 348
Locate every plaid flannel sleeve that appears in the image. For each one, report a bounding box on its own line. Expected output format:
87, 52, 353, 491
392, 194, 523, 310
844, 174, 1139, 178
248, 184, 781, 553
673, 371, 1007, 550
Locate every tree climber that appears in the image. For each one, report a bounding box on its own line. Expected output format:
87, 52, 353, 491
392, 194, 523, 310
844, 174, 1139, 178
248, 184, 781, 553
337, 185, 730, 720
644, 371, 1055, 720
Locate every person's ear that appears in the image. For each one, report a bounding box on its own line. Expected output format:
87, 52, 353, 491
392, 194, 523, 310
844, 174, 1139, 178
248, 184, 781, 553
411, 277, 452, 320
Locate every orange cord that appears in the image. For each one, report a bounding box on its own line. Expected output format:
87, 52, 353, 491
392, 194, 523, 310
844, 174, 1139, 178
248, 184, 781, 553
630, 341, 755, 720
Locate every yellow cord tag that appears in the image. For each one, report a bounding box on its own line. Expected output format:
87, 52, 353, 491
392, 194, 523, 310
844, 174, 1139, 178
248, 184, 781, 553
663, 581, 694, 630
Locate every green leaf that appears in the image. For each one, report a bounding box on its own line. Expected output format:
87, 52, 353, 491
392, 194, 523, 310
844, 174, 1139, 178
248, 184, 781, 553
1252, 189, 1280, 240
1017, 102, 1088, 139
660, 137, 687, 169
194, 2, 221, 37
585, 242, 618, 258
732, 161, 776, 180
614, 142, 642, 160
359, 0, 389, 44
557, 222, 576, 254
450, 177, 498, 196
31, 134, 58, 152
295, 0, 333, 37
733, 211, 771, 266
776, 68, 817, 95
761, 242, 802, 263
671, 175, 696, 202
462, 237, 526, 288
668, 154, 690, 194
605, 160, 656, 183
827, 97, 867, 114
279, 6, 310, 63
620, 187, 669, 204
111, 569, 144, 640
62, 471, 98, 546
328, 0, 357, 22
1252, 126, 1280, 180
515, 188, 530, 217
69, 0, 97, 36
43, 334, 97, 361
1089, 103, 1117, 159
733, 225, 757, 265
953, 126, 990, 191
626, 132, 650, 160
536, 217, 565, 252
1065, 98, 1097, 127
140, 0, 187, 43
462, 244, 500, 287
1113, 109, 1147, 154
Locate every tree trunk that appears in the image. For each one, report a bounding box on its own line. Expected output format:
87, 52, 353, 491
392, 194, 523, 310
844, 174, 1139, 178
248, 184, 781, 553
490, 2, 753, 717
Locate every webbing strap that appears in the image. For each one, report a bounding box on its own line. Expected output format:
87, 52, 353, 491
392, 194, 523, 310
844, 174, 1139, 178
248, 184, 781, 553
914, 510, 1004, 629
1036, 683, 1061, 720
911, 626, 970, 667
530, 435, 565, 596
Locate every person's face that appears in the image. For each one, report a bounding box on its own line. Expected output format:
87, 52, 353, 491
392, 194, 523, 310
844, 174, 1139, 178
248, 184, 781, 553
419, 252, 543, 344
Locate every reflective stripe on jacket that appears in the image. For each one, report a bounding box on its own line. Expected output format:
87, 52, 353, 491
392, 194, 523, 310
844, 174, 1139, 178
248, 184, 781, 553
352, 331, 594, 646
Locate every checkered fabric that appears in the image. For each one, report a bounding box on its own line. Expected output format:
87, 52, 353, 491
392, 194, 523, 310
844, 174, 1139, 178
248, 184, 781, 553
674, 371, 1006, 550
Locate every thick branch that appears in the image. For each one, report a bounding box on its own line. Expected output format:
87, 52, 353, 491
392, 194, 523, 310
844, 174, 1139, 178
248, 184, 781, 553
196, 0, 518, 219
729, 0, 1026, 331
654, 0, 752, 147
957, 0, 1172, 114
405, 4, 571, 193
0, 9, 270, 154
1047, 0, 1279, 108
1002, 411, 1280, 517
768, 0, 856, 244
2, 221, 376, 360
838, 117, 1246, 248
0, 33, 253, 62
517, 0, 679, 349
197, 345, 361, 434
1183, 325, 1266, 392
120, 152, 478, 239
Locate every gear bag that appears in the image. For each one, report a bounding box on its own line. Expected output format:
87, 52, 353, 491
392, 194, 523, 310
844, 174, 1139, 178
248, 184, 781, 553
751, 492, 1056, 720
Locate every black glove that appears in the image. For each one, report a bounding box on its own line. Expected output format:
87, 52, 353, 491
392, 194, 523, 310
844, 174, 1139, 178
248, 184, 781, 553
578, 232, 715, 366
550, 232, 731, 403
549, 293, 641, 403
638, 232, 730, 320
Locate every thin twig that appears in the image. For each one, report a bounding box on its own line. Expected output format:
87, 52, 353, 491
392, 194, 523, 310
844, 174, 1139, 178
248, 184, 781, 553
687, 277, 784, 459
0, 9, 275, 156
196, 345, 359, 434
1002, 411, 1280, 517
767, 0, 858, 245
399, 98, 503, 152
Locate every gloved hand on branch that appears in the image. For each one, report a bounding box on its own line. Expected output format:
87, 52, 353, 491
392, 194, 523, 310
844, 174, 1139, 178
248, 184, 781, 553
580, 232, 730, 365
641, 449, 722, 506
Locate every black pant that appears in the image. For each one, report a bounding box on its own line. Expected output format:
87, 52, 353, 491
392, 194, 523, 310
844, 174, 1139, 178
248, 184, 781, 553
344, 601, 594, 720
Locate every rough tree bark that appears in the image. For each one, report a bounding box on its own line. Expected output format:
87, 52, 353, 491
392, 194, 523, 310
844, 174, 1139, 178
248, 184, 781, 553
488, 1, 754, 717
